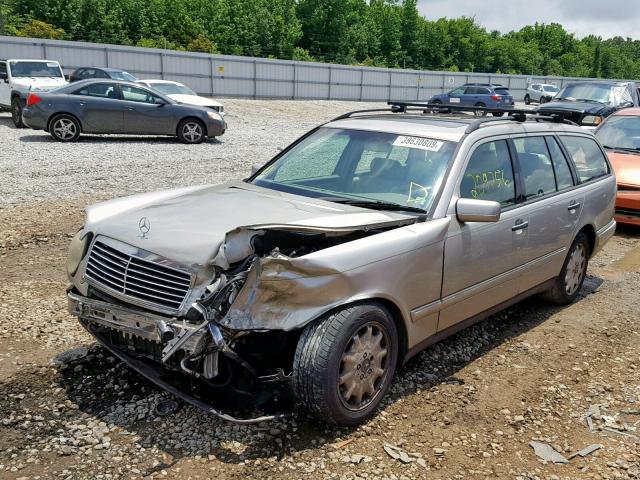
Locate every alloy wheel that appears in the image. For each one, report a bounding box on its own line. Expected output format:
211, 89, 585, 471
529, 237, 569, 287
182, 122, 203, 143
564, 243, 586, 296
338, 322, 390, 411
52, 118, 77, 141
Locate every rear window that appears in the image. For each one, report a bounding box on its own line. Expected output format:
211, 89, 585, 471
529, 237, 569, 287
494, 88, 510, 95
559, 136, 610, 183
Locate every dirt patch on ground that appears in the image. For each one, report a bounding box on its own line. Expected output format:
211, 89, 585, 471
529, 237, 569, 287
0, 199, 638, 480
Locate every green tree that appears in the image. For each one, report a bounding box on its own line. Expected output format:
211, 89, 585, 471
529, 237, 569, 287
14, 19, 65, 39
186, 34, 218, 54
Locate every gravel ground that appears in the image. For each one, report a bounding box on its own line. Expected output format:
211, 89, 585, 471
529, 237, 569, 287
0, 100, 638, 480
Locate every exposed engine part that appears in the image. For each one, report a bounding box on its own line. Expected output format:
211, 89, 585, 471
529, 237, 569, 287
202, 351, 219, 379
156, 320, 175, 342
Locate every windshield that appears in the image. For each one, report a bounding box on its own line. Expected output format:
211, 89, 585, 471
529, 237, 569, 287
110, 71, 137, 82
596, 115, 640, 151
252, 128, 457, 213
149, 83, 196, 96
556, 83, 632, 106
9, 61, 63, 78
543, 85, 559, 93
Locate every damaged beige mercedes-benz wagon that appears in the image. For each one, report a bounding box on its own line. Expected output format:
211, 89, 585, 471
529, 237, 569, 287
67, 103, 616, 425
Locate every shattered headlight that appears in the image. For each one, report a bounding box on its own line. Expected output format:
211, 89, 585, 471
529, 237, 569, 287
67, 229, 92, 276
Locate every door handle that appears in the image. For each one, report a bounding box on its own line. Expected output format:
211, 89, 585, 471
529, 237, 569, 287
127, 106, 135, 110
78, 102, 86, 107
512, 220, 529, 232
568, 202, 581, 211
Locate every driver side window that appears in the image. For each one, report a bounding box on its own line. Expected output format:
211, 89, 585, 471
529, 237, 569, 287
460, 140, 516, 206
121, 85, 162, 104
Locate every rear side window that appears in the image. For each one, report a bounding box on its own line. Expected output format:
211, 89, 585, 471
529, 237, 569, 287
495, 88, 510, 95
513, 137, 556, 200
545, 137, 574, 190
75, 83, 118, 98
560, 136, 609, 183
460, 140, 516, 206
0, 61, 6, 76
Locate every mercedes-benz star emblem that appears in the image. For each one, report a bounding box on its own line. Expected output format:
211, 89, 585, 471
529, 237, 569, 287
138, 217, 151, 239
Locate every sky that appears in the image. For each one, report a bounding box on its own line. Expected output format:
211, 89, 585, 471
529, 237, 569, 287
417, 0, 640, 40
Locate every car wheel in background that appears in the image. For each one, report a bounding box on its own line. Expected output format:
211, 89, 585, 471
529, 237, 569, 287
492, 112, 504, 117
544, 232, 589, 305
293, 303, 398, 426
540, 96, 548, 104
177, 118, 206, 144
473, 103, 487, 117
524, 94, 531, 105
49, 114, 81, 142
11, 97, 24, 128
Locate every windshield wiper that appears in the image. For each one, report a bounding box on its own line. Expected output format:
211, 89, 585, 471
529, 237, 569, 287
319, 197, 427, 214
601, 145, 640, 153
576, 98, 606, 104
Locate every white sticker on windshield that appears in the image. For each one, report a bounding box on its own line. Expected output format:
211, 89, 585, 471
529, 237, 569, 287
393, 136, 443, 152
46, 62, 58, 67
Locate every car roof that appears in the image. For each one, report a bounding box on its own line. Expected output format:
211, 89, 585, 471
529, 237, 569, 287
5, 59, 60, 63
63, 78, 150, 89
324, 114, 586, 142
565, 80, 632, 87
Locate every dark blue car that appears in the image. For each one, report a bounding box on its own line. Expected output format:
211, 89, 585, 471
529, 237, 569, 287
429, 83, 514, 116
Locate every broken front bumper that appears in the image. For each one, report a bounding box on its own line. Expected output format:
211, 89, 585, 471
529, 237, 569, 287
67, 290, 288, 423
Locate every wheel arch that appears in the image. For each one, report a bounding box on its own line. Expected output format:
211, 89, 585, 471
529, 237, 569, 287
577, 224, 596, 258
46, 112, 83, 133
177, 116, 208, 137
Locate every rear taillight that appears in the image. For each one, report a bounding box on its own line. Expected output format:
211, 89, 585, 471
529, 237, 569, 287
26, 93, 42, 107
491, 95, 501, 101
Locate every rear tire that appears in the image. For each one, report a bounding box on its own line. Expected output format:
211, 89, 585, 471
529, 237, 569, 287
49, 114, 81, 142
544, 232, 589, 305
11, 97, 24, 128
492, 112, 503, 117
177, 118, 206, 144
474, 102, 487, 117
293, 303, 398, 426
524, 94, 531, 105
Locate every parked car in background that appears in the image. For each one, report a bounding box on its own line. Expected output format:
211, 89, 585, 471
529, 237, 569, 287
137, 79, 224, 115
429, 83, 514, 116
66, 104, 615, 426
0, 59, 67, 127
595, 108, 640, 226
69, 67, 137, 83
21, 79, 225, 143
524, 83, 559, 105
537, 81, 639, 127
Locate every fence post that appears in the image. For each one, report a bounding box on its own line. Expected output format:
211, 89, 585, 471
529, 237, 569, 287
42, 42, 46, 59
104, 48, 109, 67
159, 52, 164, 79
388, 70, 392, 101
359, 69, 364, 102
253, 59, 257, 99
292, 62, 296, 100
328, 66, 332, 100
209, 57, 215, 96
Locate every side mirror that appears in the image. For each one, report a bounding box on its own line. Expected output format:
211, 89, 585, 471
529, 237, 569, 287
250, 163, 263, 175
456, 198, 501, 223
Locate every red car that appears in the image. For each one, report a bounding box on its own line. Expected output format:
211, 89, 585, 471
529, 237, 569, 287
595, 108, 640, 226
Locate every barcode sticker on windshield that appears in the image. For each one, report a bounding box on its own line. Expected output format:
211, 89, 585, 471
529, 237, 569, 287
46, 62, 58, 67
393, 136, 443, 152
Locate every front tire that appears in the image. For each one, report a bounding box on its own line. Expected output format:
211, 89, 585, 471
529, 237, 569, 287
49, 114, 81, 142
473, 103, 487, 117
545, 232, 589, 305
524, 94, 531, 105
177, 118, 206, 144
293, 303, 398, 426
11, 97, 24, 128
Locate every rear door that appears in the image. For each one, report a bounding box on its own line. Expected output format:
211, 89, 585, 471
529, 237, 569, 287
439, 139, 528, 331
460, 86, 477, 107
120, 85, 173, 134
511, 135, 582, 291
71, 82, 124, 133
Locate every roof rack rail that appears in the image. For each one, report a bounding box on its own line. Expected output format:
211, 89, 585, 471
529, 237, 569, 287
329, 101, 579, 130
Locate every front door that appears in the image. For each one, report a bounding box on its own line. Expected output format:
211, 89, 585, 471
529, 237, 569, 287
0, 61, 9, 106
72, 82, 124, 133
439, 139, 528, 331
120, 85, 172, 134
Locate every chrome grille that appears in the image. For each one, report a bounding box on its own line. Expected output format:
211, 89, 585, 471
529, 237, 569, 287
85, 240, 191, 312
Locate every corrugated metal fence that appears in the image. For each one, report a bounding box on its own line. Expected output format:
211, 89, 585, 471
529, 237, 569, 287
0, 36, 627, 101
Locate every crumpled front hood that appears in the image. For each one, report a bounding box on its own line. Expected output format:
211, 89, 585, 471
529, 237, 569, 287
12, 77, 67, 91
608, 151, 640, 187
537, 100, 607, 114
85, 182, 411, 268
169, 94, 222, 108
